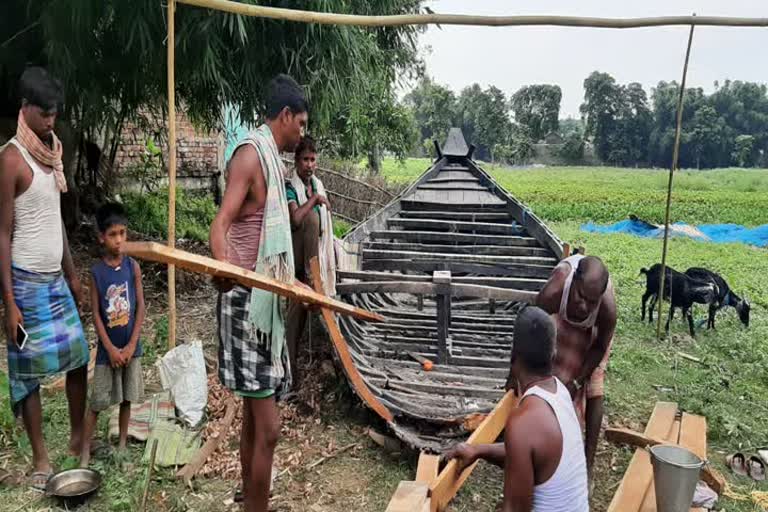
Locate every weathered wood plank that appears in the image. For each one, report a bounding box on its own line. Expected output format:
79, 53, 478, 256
429, 392, 518, 512
417, 184, 488, 191
308, 257, 394, 422
124, 242, 382, 322
398, 210, 510, 221
386, 481, 429, 512
425, 177, 480, 184
361, 259, 554, 278
607, 402, 677, 512
336, 281, 538, 303
400, 199, 507, 211
369, 230, 540, 246
362, 249, 556, 266
416, 453, 441, 485
362, 241, 552, 257
387, 218, 526, 236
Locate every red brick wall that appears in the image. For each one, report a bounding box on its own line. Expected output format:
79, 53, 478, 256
114, 110, 222, 177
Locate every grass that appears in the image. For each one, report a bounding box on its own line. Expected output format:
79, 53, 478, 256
122, 188, 217, 242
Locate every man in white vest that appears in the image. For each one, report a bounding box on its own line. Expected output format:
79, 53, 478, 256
0, 67, 89, 491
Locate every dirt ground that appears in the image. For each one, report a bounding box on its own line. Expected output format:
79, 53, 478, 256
0, 230, 628, 511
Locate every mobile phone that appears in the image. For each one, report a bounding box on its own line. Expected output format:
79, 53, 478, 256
17, 324, 28, 350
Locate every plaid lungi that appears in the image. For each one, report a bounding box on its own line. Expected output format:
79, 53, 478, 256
7, 266, 89, 414
217, 286, 291, 396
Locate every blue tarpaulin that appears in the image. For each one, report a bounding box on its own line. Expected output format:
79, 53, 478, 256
582, 219, 768, 248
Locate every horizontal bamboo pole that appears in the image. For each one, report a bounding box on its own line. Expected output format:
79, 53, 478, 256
178, 0, 768, 29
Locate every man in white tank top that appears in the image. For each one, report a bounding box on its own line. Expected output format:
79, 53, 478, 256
1, 68, 89, 490
451, 307, 590, 512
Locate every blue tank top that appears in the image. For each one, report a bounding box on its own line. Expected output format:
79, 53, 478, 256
92, 256, 142, 364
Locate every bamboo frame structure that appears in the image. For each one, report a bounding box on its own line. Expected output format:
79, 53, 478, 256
167, 0, 177, 348
656, 20, 696, 339
177, 0, 768, 28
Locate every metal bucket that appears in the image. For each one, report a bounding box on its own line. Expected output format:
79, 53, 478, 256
649, 444, 705, 512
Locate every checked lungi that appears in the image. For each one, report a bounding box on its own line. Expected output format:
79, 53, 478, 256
216, 285, 291, 396
6, 266, 89, 415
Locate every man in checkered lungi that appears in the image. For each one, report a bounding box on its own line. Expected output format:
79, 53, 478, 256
209, 74, 309, 512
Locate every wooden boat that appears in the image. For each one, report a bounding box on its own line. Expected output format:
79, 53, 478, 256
334, 128, 566, 451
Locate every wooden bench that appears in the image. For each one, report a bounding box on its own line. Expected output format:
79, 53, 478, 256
607, 402, 717, 512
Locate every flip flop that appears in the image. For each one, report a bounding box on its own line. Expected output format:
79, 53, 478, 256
748, 455, 766, 481
726, 452, 748, 477
29, 470, 52, 492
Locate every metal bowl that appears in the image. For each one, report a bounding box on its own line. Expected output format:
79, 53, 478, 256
45, 468, 102, 506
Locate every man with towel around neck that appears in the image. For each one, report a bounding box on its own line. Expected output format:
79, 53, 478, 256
1, 67, 89, 491
209, 74, 309, 512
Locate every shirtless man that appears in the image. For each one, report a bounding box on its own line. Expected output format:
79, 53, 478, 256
209, 74, 308, 512
448, 255, 616, 481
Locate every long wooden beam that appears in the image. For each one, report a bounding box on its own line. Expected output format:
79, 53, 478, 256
177, 0, 768, 28
429, 391, 518, 512
336, 281, 537, 302
309, 257, 394, 422
369, 230, 540, 247
124, 242, 383, 322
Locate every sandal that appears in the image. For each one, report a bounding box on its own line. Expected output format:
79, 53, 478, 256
747, 455, 766, 481
726, 452, 748, 477
29, 470, 52, 492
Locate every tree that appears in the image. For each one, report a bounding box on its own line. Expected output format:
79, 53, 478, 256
732, 134, 757, 167
689, 105, 726, 168
403, 76, 457, 150
510, 84, 562, 142
455, 84, 484, 155
580, 72, 624, 163
474, 86, 511, 162
1, 0, 424, 212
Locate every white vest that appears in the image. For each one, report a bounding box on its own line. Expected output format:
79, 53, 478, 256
523, 378, 590, 512
7, 138, 63, 273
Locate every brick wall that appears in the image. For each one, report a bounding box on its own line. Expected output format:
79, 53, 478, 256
114, 110, 223, 179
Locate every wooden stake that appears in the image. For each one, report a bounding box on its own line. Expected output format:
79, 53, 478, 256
656, 17, 696, 339
176, 0, 768, 29
141, 439, 159, 511
167, 0, 177, 349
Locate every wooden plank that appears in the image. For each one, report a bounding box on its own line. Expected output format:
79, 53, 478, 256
124, 242, 383, 323
398, 210, 509, 221
416, 184, 488, 191
606, 425, 724, 496
429, 391, 518, 512
607, 402, 677, 512
400, 199, 507, 211
369, 230, 539, 246
309, 257, 394, 423
176, 398, 237, 484
335, 281, 538, 303
679, 413, 706, 459
362, 249, 556, 265
387, 218, 526, 236
386, 481, 429, 512
425, 177, 480, 184
339, 270, 546, 290
639, 419, 681, 512
416, 453, 441, 485
361, 259, 553, 279
362, 241, 552, 257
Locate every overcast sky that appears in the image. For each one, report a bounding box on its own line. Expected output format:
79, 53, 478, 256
417, 0, 768, 117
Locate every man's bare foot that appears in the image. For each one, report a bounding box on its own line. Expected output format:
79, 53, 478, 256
79, 451, 91, 468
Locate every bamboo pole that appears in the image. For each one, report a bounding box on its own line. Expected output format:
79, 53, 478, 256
176, 0, 768, 29
656, 18, 696, 340
167, 0, 177, 349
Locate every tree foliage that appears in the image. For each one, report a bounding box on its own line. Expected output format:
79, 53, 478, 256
1, 0, 424, 165
403, 76, 456, 149
510, 84, 561, 142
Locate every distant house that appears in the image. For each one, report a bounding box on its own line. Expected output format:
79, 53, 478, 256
542, 132, 564, 145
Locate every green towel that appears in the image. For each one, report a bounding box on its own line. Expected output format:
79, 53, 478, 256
142, 419, 202, 467
234, 124, 295, 372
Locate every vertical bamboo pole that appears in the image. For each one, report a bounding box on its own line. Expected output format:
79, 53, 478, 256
656, 17, 696, 339
167, 0, 177, 348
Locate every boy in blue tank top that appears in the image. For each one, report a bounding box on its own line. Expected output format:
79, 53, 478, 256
79, 203, 145, 467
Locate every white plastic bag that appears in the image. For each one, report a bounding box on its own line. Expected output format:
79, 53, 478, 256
157, 340, 208, 427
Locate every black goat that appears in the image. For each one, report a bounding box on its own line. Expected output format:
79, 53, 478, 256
640, 264, 719, 337
685, 267, 750, 329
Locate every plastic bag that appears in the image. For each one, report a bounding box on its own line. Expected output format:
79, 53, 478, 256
157, 340, 208, 427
